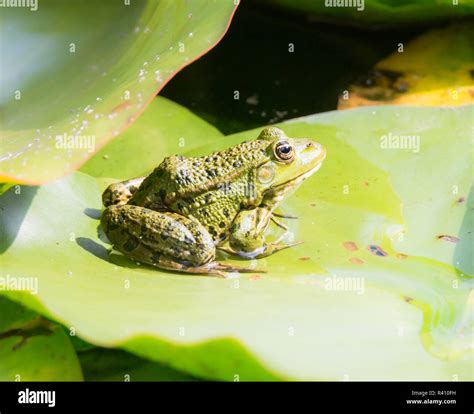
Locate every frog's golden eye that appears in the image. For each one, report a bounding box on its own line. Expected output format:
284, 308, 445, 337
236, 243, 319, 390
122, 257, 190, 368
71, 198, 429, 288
274, 141, 294, 163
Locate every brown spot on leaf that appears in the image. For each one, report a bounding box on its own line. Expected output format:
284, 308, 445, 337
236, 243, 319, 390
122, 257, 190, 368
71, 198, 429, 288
342, 241, 358, 251
456, 197, 465, 204
249, 275, 262, 281
396, 253, 408, 260
437, 235, 459, 243
404, 296, 414, 303
367, 245, 388, 257
349, 257, 364, 265
299, 256, 311, 261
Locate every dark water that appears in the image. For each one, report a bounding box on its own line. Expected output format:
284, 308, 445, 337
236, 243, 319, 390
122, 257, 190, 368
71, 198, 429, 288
161, 2, 422, 134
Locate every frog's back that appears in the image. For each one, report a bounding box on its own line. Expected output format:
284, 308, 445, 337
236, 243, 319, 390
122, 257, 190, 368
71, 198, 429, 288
129, 139, 270, 210
171, 139, 269, 192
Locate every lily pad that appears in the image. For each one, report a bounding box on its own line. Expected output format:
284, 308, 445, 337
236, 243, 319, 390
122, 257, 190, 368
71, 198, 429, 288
338, 23, 474, 109
0, 296, 83, 381
0, 101, 472, 380
0, 0, 237, 185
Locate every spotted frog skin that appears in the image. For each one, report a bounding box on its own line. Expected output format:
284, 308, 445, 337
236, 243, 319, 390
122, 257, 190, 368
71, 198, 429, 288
101, 127, 326, 276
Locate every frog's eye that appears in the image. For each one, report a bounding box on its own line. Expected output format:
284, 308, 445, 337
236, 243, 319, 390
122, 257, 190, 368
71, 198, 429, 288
274, 141, 294, 163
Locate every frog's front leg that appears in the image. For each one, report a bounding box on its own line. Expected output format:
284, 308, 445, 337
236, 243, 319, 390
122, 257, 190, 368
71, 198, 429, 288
221, 208, 301, 259
101, 205, 260, 277
102, 177, 146, 207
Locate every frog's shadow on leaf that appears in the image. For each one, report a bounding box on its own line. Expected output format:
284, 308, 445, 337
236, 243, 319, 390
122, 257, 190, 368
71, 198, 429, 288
76, 237, 109, 262
84, 207, 102, 220
75, 209, 110, 262
0, 186, 37, 253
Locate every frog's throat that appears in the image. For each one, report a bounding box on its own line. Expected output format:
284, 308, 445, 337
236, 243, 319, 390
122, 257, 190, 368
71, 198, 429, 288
270, 162, 322, 192
263, 162, 322, 205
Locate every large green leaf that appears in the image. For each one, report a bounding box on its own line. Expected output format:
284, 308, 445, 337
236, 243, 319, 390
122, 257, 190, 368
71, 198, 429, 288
258, 0, 474, 28
0, 297, 83, 381
0, 101, 472, 380
0, 0, 237, 185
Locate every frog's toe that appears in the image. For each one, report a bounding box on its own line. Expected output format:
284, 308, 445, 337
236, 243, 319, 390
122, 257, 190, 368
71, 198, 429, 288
256, 240, 304, 258
216, 246, 235, 256
270, 216, 289, 231
272, 212, 298, 220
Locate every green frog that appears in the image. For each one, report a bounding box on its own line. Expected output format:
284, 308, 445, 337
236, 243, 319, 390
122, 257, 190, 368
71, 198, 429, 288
101, 127, 325, 276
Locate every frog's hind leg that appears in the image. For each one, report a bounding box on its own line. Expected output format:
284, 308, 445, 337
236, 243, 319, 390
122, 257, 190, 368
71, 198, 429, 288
102, 177, 145, 207
101, 205, 261, 277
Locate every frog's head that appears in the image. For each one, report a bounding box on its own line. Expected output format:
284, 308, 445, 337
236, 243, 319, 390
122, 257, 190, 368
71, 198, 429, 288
254, 127, 326, 204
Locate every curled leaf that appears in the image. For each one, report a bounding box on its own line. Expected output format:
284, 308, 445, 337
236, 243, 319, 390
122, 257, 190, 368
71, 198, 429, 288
0, 0, 237, 185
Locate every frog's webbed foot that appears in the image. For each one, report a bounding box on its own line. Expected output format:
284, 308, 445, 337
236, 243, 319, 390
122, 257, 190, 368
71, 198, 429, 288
152, 257, 264, 278
212, 261, 266, 276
